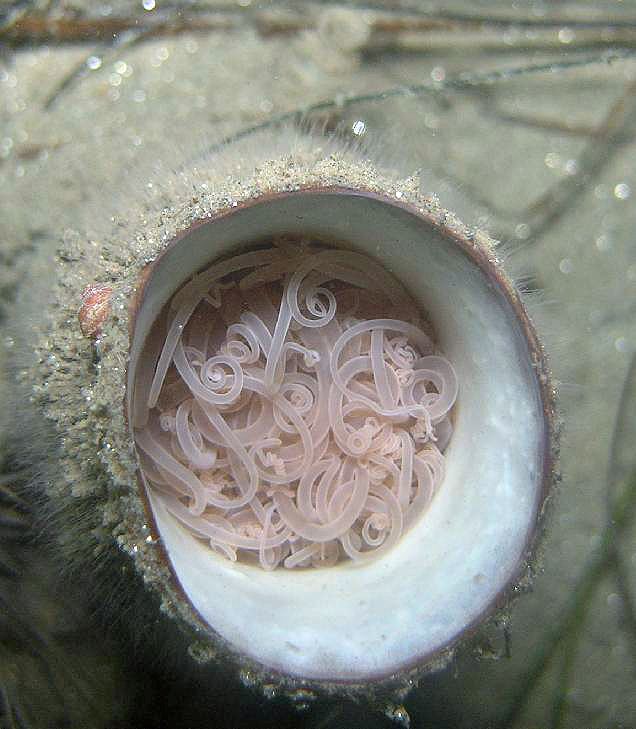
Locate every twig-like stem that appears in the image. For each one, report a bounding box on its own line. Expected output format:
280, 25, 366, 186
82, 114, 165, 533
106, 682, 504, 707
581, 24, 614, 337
501, 351, 636, 728
192, 49, 636, 166
518, 78, 636, 245
611, 551, 636, 668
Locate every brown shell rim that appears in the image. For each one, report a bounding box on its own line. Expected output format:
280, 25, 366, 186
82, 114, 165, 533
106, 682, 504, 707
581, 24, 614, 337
126, 186, 558, 688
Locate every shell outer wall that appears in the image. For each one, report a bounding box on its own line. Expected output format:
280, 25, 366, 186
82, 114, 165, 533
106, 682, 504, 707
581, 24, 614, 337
26, 146, 558, 702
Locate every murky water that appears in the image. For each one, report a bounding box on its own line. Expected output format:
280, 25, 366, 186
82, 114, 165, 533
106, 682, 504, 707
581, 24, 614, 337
1, 2, 635, 727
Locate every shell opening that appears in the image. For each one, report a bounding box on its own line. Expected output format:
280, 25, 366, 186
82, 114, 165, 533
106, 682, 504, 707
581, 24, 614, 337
126, 190, 549, 682
133, 242, 458, 569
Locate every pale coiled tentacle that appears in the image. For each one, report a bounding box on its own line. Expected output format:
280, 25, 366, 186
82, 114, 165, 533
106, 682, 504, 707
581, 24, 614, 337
135, 242, 458, 569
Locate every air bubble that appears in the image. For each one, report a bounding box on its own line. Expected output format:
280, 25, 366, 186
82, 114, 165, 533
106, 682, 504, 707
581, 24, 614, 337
614, 337, 629, 353
614, 183, 631, 199
352, 120, 366, 136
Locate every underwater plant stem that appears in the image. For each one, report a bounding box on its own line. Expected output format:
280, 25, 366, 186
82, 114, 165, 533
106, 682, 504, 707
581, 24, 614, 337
502, 351, 636, 728
501, 463, 636, 729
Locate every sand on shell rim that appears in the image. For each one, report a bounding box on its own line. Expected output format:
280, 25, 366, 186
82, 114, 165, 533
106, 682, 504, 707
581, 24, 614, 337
125, 186, 557, 686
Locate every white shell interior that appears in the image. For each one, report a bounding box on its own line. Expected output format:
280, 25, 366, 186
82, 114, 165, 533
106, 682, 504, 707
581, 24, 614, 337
128, 191, 546, 682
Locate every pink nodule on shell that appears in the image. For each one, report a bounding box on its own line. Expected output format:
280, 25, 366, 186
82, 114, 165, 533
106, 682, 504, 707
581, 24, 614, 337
78, 285, 113, 337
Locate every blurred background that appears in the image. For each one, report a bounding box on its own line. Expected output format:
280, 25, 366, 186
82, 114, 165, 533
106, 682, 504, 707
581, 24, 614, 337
1, 1, 635, 727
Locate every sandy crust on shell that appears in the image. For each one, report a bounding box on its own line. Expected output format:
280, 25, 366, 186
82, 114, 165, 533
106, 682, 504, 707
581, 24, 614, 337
20, 131, 559, 701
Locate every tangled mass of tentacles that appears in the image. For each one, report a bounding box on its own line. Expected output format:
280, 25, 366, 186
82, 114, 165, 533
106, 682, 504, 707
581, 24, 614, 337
133, 241, 458, 569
